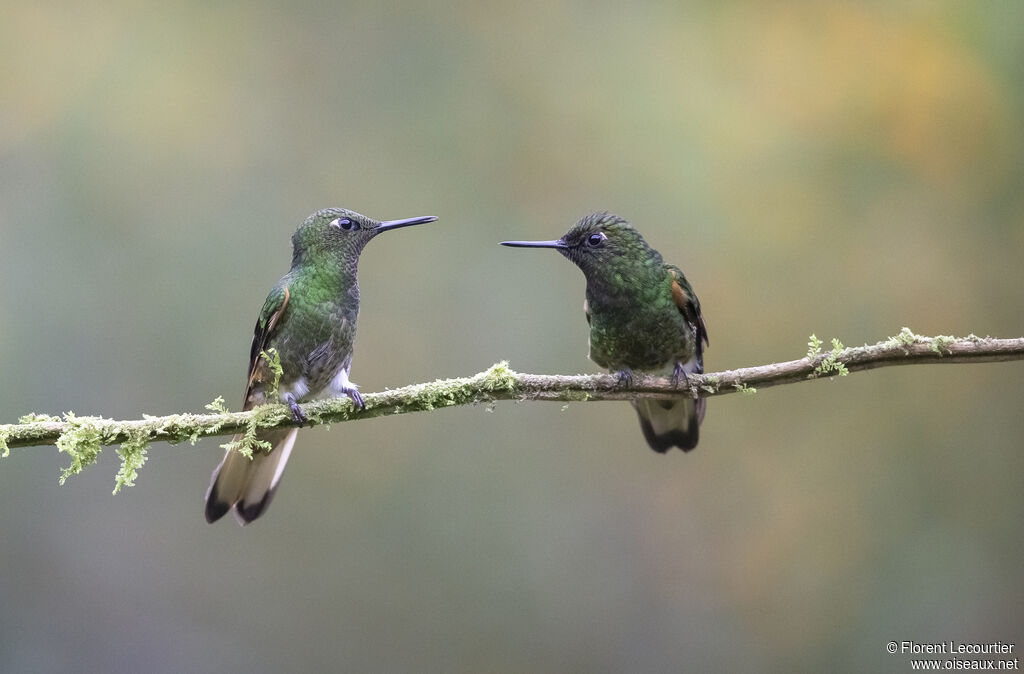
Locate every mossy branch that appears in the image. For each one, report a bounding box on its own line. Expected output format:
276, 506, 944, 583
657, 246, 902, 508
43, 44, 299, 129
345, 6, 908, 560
1, 329, 1022, 491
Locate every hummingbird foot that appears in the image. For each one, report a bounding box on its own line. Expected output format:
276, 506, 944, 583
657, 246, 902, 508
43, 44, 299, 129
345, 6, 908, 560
283, 392, 309, 426
614, 369, 635, 388
344, 388, 365, 410
330, 369, 365, 410
671, 361, 690, 389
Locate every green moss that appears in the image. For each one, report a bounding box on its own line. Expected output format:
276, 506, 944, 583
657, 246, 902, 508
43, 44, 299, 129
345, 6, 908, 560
813, 338, 850, 377
220, 403, 285, 458
898, 327, 920, 345
196, 396, 233, 440
734, 383, 757, 396
0, 430, 9, 458
113, 429, 150, 494
261, 348, 284, 397
806, 334, 823, 360
220, 431, 270, 459
930, 334, 955, 355
410, 381, 456, 411
885, 327, 920, 352
700, 374, 720, 394
19, 412, 60, 423
205, 396, 230, 414
150, 412, 205, 446
56, 412, 110, 485
390, 364, 519, 415
481, 361, 518, 393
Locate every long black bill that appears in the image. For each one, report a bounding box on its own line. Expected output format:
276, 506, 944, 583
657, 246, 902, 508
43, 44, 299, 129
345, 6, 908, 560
376, 215, 438, 232
499, 239, 567, 249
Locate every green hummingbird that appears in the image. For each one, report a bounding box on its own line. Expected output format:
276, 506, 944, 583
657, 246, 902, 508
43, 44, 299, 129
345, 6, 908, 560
501, 212, 708, 452
205, 207, 437, 524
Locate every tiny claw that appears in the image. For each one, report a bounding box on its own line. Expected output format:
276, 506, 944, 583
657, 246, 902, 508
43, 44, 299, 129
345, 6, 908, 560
615, 369, 634, 388
284, 393, 308, 426
347, 389, 365, 410
671, 361, 689, 389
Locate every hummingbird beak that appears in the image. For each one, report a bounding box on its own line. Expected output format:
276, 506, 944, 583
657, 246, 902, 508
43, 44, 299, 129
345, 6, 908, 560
499, 239, 568, 249
375, 215, 438, 233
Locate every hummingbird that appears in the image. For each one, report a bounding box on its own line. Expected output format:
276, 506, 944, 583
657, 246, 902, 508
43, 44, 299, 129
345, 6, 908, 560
205, 207, 437, 524
501, 212, 708, 452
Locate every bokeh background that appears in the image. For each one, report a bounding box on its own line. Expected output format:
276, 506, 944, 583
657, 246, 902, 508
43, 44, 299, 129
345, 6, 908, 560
2, 2, 1022, 672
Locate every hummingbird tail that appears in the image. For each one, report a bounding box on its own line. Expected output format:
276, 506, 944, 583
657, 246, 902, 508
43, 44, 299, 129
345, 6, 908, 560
204, 427, 299, 524
633, 396, 704, 453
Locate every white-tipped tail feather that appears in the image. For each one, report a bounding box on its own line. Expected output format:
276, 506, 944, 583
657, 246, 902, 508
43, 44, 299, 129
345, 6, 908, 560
205, 427, 299, 525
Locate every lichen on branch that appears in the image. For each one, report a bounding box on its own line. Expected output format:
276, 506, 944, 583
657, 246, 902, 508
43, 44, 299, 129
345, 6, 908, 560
1, 330, 1022, 492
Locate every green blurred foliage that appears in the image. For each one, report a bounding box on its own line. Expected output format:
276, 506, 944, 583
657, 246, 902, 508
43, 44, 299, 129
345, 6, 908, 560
1, 2, 1022, 672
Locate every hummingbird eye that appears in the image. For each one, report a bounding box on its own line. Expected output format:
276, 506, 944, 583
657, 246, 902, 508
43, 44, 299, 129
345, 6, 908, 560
329, 217, 355, 231
586, 232, 608, 247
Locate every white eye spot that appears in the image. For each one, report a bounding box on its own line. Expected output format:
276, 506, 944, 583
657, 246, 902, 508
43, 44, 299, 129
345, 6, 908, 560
330, 218, 355, 230
587, 232, 608, 247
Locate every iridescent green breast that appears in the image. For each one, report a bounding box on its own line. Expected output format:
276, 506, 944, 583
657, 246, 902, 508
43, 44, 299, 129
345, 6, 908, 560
264, 265, 360, 397
585, 269, 695, 372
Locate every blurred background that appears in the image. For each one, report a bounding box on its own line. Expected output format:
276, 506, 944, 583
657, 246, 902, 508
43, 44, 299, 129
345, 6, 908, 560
2, 2, 1022, 672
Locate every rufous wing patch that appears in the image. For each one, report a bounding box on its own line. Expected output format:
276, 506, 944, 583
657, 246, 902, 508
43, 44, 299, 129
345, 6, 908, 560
263, 286, 290, 338
669, 271, 689, 311
245, 285, 290, 400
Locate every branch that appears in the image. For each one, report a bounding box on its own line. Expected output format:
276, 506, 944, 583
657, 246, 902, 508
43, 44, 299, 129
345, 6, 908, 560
2, 329, 1022, 491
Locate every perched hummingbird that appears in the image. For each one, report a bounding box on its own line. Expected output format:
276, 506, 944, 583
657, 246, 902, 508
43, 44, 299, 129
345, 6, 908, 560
205, 207, 437, 524
501, 212, 708, 452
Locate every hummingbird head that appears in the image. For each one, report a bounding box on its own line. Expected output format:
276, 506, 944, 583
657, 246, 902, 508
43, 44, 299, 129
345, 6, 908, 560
500, 212, 660, 279
291, 208, 437, 264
